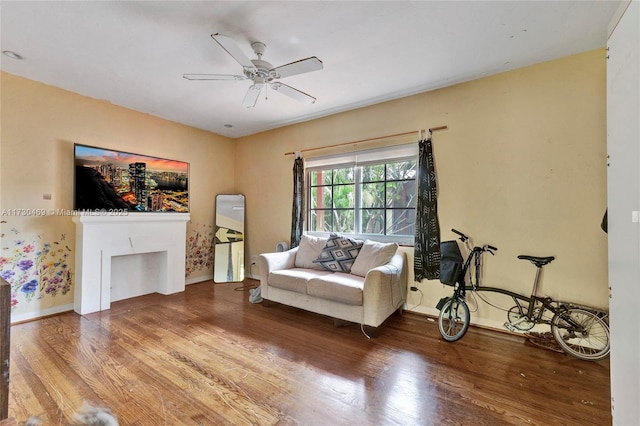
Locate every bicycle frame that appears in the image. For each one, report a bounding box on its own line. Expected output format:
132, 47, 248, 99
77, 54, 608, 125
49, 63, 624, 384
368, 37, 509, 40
453, 244, 581, 329
440, 229, 611, 360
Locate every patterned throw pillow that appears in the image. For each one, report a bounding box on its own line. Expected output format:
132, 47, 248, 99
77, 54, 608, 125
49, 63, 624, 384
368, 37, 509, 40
312, 233, 364, 273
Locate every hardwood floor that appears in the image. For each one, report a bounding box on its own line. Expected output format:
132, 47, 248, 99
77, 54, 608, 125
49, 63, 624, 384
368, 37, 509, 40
8, 280, 611, 425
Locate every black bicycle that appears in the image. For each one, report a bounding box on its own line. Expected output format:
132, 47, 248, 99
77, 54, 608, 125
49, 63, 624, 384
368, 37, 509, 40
437, 229, 610, 361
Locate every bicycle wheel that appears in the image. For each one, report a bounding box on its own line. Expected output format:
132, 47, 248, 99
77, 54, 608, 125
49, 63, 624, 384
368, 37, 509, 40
438, 297, 470, 342
550, 308, 610, 361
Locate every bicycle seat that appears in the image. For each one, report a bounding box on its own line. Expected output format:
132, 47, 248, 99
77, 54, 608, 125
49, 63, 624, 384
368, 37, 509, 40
517, 255, 555, 267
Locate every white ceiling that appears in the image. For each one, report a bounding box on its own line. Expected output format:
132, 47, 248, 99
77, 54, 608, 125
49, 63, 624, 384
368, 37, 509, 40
0, 1, 623, 138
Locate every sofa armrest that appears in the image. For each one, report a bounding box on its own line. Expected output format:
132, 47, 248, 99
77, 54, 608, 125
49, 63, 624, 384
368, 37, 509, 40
258, 248, 298, 298
361, 252, 407, 327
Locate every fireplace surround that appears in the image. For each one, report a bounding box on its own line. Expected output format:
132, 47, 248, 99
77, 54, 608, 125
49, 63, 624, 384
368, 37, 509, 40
72, 212, 190, 315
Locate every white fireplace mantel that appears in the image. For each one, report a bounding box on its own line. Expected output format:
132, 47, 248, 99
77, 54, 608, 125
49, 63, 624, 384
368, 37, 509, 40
73, 212, 190, 315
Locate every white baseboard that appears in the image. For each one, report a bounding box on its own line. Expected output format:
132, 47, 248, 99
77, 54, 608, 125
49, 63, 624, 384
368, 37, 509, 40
185, 274, 213, 285
185, 274, 259, 284
11, 303, 74, 324
405, 304, 531, 334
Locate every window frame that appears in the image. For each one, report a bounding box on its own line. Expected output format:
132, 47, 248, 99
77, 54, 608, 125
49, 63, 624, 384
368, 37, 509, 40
305, 143, 418, 245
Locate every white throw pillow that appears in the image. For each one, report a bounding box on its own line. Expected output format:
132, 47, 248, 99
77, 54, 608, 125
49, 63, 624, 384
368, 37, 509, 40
350, 240, 399, 277
294, 234, 328, 270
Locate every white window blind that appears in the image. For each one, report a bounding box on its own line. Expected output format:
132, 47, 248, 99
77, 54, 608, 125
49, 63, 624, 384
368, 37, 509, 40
304, 143, 418, 169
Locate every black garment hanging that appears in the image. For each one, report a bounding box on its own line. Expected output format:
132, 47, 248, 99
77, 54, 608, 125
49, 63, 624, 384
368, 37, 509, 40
290, 156, 304, 248
414, 135, 441, 281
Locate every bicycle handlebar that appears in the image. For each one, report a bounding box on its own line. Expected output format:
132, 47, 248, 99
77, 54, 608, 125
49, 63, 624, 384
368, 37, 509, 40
451, 228, 498, 252
451, 228, 468, 241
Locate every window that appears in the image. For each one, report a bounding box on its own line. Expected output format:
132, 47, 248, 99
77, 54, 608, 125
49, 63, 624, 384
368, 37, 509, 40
306, 144, 417, 244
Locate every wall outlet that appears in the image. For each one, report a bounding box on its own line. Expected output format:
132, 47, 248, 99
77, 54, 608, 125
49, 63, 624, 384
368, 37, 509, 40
251, 255, 257, 264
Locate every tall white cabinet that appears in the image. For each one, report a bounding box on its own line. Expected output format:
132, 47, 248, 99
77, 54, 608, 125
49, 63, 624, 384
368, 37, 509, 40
607, 1, 640, 424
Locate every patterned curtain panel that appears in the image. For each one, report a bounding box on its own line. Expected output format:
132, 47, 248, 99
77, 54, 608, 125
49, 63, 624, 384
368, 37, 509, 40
414, 136, 441, 281
290, 156, 305, 248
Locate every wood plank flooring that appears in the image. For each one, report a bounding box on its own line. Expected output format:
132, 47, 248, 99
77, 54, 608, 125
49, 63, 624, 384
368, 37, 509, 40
8, 280, 611, 425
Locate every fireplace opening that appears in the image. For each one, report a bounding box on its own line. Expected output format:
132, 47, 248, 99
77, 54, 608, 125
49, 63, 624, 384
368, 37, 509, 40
110, 251, 167, 302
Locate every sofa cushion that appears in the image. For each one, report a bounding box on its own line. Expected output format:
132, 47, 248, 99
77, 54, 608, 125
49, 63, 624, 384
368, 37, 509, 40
307, 273, 365, 305
295, 234, 328, 270
312, 233, 363, 273
268, 268, 333, 294
350, 240, 399, 277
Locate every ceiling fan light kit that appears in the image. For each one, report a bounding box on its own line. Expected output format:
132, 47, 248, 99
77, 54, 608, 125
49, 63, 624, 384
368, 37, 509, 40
183, 33, 323, 108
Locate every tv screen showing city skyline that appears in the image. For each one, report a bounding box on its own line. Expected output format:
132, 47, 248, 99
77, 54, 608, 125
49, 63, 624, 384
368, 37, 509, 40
74, 144, 189, 212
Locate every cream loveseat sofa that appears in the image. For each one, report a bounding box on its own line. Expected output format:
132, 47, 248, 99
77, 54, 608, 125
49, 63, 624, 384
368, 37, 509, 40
258, 234, 407, 335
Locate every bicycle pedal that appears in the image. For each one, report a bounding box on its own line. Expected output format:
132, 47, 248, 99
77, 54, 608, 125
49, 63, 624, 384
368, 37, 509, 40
504, 322, 518, 332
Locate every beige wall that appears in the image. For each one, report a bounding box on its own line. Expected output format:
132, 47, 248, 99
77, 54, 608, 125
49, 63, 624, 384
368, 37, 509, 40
0, 48, 608, 328
236, 49, 608, 328
0, 72, 235, 320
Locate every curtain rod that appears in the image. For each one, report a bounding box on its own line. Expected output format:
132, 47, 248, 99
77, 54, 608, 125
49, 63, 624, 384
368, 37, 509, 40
284, 125, 448, 156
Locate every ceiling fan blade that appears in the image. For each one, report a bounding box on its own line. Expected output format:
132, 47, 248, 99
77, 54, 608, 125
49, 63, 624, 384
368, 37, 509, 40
183, 73, 246, 81
270, 82, 316, 104
271, 57, 323, 79
211, 33, 257, 72
242, 84, 263, 108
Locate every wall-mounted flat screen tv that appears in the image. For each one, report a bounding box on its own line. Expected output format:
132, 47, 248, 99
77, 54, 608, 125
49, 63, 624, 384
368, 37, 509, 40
74, 144, 189, 212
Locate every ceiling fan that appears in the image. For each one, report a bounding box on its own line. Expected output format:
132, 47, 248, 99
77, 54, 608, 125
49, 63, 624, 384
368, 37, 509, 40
183, 33, 323, 108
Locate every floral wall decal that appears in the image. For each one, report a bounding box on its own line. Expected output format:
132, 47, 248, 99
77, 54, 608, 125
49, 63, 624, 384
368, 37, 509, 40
185, 222, 214, 277
0, 219, 212, 313
0, 225, 72, 310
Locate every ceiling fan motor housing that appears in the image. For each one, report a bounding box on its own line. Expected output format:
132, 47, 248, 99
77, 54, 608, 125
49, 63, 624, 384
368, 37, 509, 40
245, 59, 278, 81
